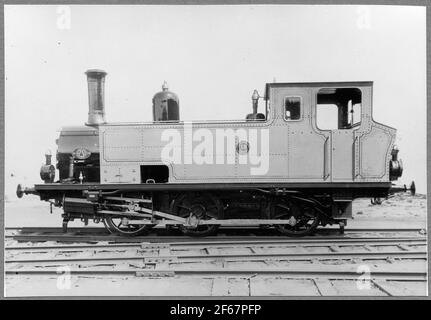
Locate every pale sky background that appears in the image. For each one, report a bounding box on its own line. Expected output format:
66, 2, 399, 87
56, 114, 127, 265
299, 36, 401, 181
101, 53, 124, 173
4, 4, 427, 199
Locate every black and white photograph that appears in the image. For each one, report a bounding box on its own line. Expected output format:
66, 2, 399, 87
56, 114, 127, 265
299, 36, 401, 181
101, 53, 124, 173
2, 3, 427, 298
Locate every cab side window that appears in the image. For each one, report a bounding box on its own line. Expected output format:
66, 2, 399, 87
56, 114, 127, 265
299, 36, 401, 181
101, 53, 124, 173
316, 88, 362, 130
284, 97, 301, 121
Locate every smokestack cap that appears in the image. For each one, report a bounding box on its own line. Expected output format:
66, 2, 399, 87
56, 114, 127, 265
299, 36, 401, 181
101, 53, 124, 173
85, 69, 107, 77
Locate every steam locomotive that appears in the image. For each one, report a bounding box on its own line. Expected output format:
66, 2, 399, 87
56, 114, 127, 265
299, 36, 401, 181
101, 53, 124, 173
17, 69, 414, 237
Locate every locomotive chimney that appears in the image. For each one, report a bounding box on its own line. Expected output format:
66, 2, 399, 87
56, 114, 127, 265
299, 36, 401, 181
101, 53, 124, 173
85, 69, 107, 126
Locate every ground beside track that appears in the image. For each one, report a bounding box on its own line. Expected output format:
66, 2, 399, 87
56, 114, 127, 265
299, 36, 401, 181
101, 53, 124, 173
5, 275, 426, 296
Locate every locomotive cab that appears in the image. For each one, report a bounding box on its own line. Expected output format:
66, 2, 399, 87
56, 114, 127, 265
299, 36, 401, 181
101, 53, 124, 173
266, 81, 402, 183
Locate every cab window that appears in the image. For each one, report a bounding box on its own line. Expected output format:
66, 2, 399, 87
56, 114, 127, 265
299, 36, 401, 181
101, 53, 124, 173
316, 88, 362, 130
284, 97, 301, 121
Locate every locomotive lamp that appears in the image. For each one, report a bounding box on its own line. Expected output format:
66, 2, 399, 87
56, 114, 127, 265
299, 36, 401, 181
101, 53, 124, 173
40, 149, 55, 183
85, 69, 107, 126
389, 145, 403, 180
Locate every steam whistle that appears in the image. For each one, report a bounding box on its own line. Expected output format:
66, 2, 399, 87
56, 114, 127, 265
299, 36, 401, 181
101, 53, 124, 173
246, 90, 265, 120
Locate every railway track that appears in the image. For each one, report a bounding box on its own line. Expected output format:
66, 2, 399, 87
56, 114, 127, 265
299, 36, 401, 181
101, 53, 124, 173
6, 236, 427, 275
5, 269, 426, 282
5, 227, 427, 296
6, 238, 426, 259
5, 226, 426, 243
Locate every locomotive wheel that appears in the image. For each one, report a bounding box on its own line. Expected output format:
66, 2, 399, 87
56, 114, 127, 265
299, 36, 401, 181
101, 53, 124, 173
103, 216, 152, 236
171, 192, 223, 237
270, 198, 320, 237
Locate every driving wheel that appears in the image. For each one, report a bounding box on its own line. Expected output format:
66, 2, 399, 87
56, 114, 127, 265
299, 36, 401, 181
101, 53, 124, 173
103, 215, 153, 236
171, 192, 223, 237
270, 198, 320, 237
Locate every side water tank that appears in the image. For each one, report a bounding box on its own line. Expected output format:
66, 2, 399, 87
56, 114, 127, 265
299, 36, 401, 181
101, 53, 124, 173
152, 82, 180, 122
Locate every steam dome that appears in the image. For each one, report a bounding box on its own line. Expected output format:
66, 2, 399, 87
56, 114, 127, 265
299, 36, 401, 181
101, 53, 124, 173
152, 81, 180, 122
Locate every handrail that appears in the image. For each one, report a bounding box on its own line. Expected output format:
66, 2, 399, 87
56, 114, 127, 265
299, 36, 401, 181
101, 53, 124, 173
352, 136, 359, 179
323, 136, 330, 180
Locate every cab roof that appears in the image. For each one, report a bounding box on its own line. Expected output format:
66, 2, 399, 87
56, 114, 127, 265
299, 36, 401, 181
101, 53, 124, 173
265, 81, 373, 99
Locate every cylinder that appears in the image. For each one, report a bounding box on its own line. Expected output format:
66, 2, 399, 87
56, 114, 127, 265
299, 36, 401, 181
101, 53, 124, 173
152, 82, 180, 122
85, 69, 107, 125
